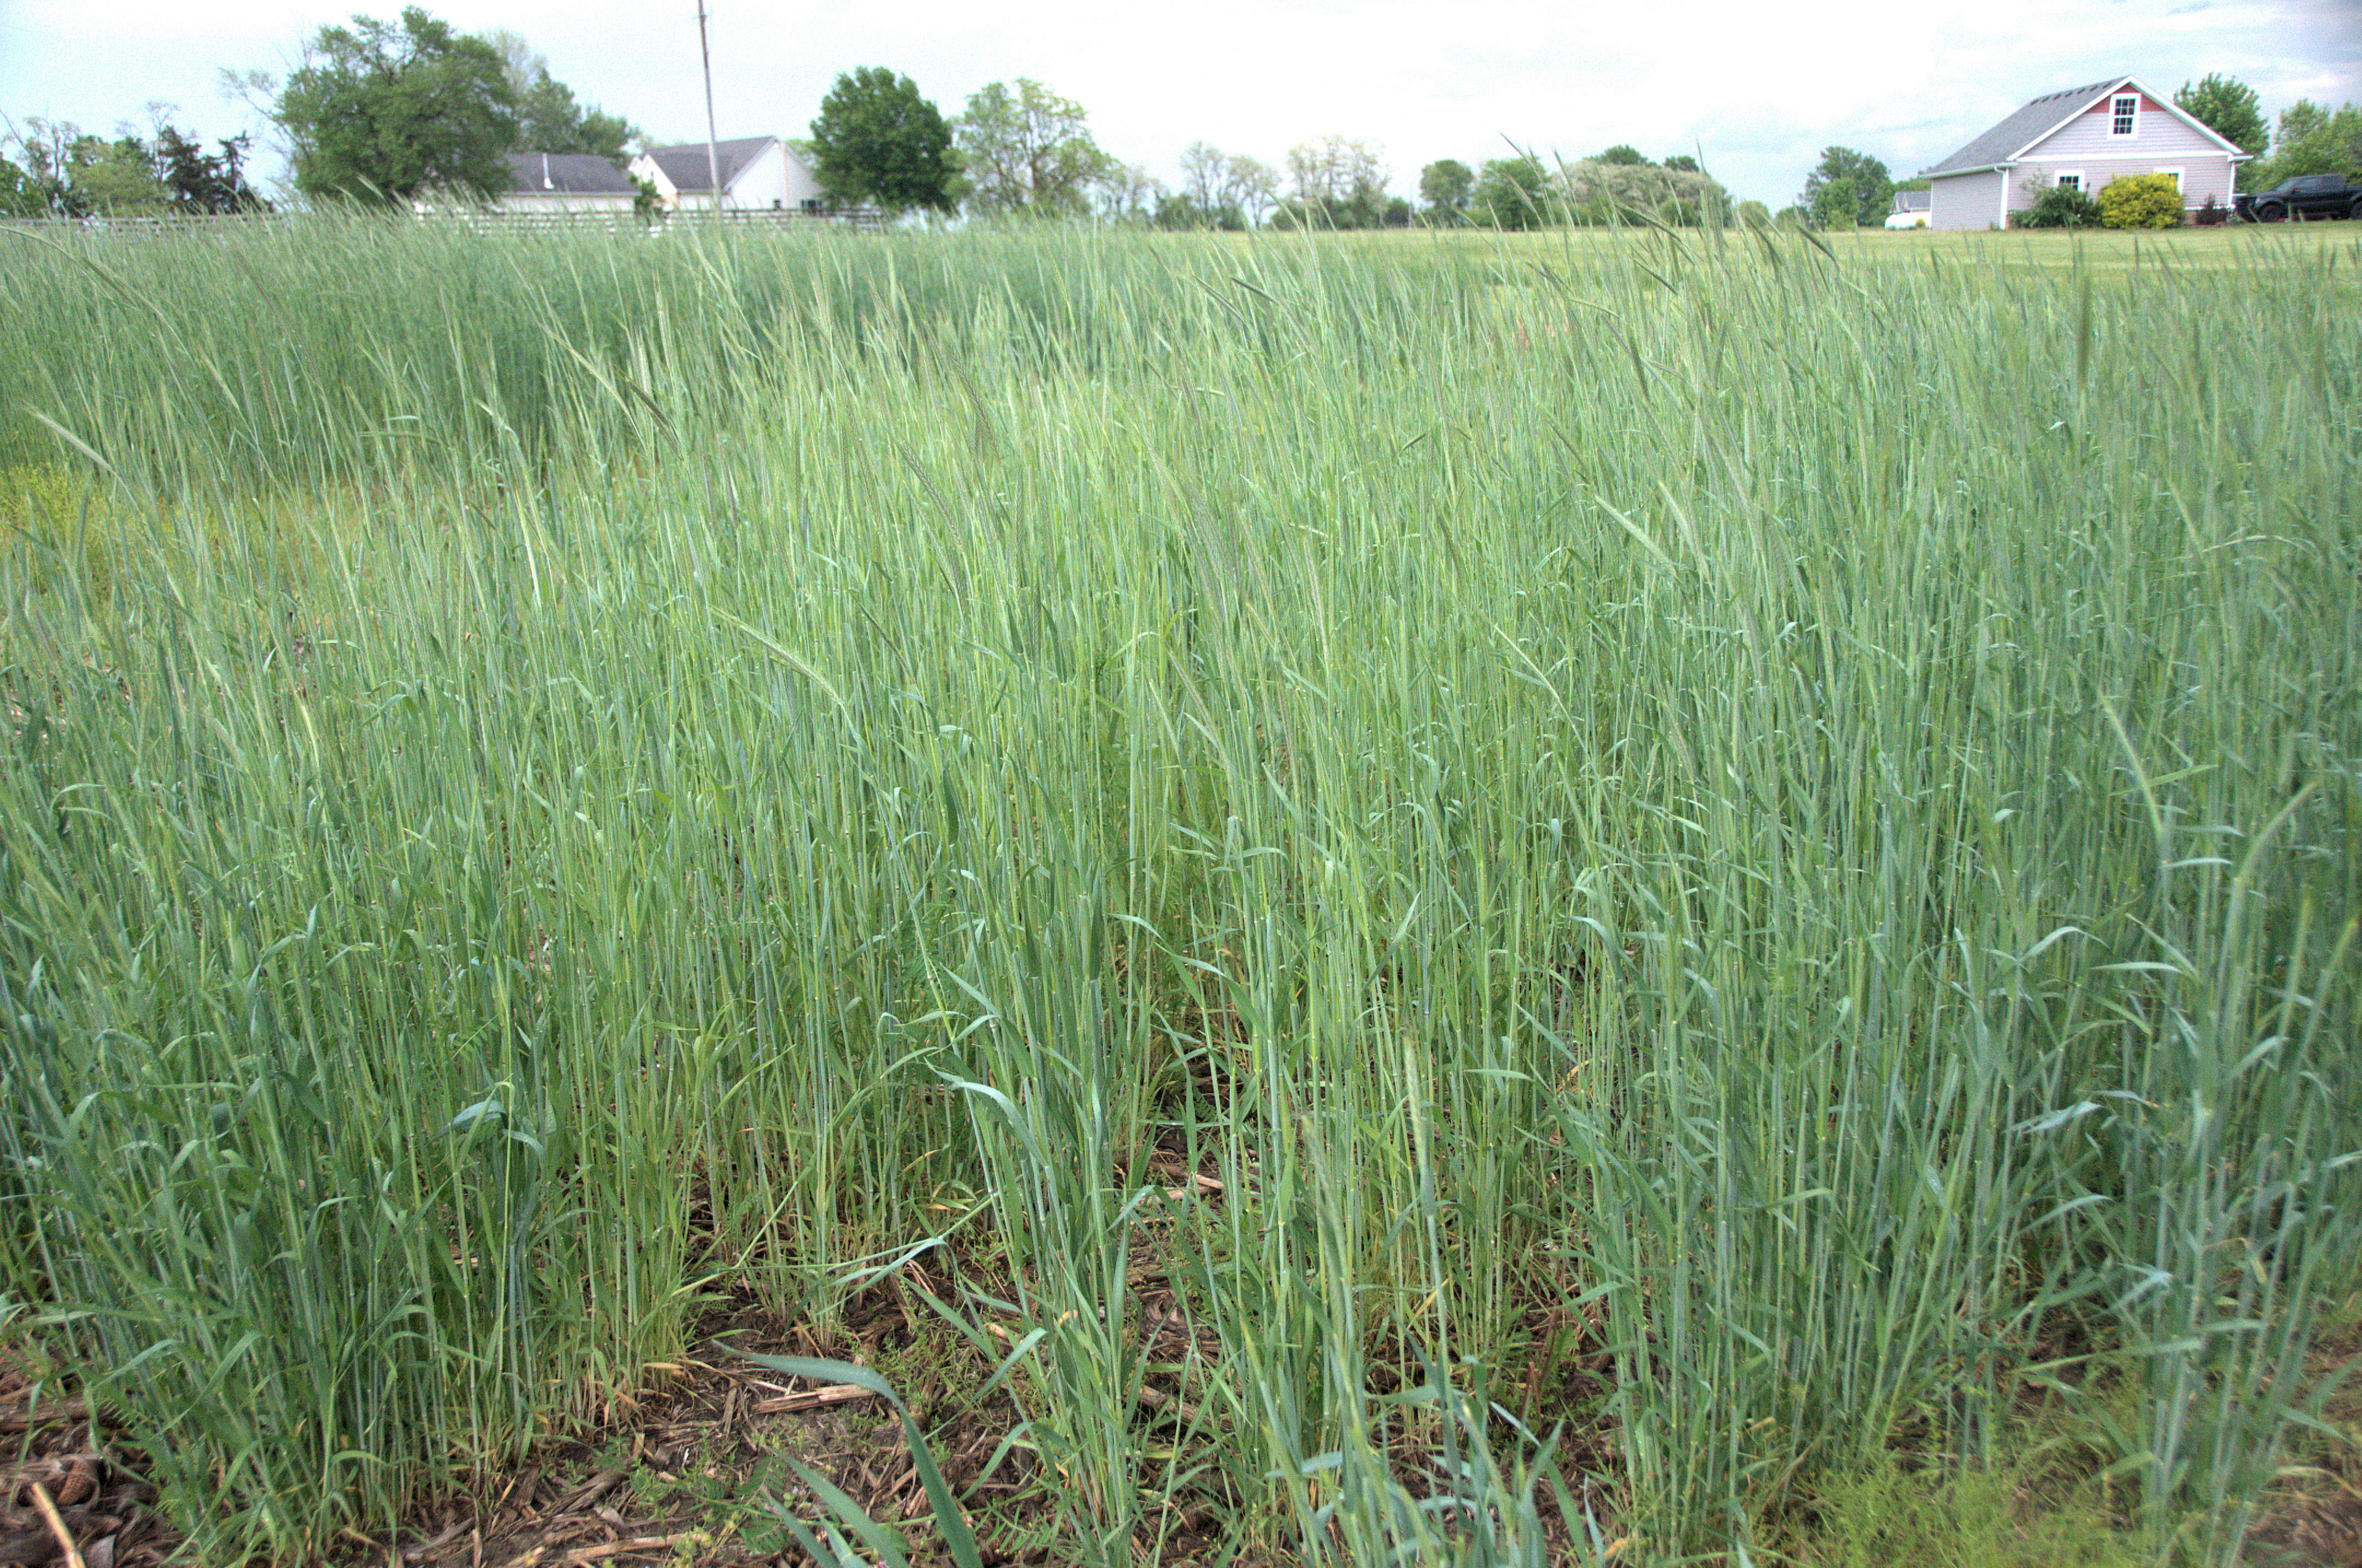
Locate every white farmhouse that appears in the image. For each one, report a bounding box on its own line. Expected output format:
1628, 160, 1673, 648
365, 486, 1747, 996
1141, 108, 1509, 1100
627, 137, 826, 214
496, 153, 641, 214
1920, 75, 2250, 230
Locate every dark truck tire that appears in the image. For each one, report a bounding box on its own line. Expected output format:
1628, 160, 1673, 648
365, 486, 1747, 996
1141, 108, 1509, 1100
2258, 201, 2287, 222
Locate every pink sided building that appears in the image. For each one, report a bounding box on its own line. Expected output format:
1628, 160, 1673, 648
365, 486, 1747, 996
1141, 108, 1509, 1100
1921, 75, 2252, 230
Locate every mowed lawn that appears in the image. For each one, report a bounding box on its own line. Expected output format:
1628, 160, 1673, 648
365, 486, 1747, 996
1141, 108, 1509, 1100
0, 215, 2355, 1567
1359, 214, 2362, 266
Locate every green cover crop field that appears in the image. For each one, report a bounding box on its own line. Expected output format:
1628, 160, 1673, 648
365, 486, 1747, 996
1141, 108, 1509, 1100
1, 218, 2357, 1566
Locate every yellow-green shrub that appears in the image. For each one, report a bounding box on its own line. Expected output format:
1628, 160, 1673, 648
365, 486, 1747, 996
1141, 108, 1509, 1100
2098, 172, 2183, 229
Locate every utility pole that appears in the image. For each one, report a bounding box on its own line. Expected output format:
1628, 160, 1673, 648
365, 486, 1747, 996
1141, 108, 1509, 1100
696, 0, 722, 217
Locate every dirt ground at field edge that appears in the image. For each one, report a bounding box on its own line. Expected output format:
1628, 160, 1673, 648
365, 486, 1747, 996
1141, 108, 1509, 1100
1, 1350, 179, 1568
2241, 1315, 2362, 1568
346, 1283, 1062, 1568
10, 1284, 2345, 1567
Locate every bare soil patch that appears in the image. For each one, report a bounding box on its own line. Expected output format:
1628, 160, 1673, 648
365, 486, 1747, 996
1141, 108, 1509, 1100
2243, 1310, 2362, 1568
0, 1350, 178, 1568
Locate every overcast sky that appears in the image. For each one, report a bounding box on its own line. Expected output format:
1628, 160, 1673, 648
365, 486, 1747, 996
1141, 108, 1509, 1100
2, 0, 2357, 208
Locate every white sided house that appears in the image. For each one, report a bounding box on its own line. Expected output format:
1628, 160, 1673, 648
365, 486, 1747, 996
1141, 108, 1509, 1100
627, 137, 825, 214
496, 153, 640, 214
1920, 75, 2250, 230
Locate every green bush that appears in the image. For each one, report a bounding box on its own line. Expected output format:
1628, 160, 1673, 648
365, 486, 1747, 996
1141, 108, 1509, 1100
2097, 172, 2183, 229
2018, 182, 2101, 229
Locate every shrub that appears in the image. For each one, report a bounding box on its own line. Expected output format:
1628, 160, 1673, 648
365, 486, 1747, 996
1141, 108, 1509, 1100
2098, 172, 2183, 229
2019, 182, 2101, 229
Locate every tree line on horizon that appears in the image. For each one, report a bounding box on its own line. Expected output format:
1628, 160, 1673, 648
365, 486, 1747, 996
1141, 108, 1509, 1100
0, 4, 1737, 230
8, 15, 2356, 230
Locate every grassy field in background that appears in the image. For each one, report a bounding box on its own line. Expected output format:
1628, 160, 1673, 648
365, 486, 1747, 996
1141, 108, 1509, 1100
1, 215, 2357, 1566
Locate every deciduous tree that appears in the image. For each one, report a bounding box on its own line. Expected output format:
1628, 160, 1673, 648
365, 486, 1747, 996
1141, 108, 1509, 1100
1164, 141, 1248, 229
1278, 135, 1389, 228
1475, 154, 1553, 229
809, 67, 957, 216
1222, 154, 1279, 225
1811, 174, 1860, 230
66, 134, 169, 213
1418, 158, 1473, 224
2260, 99, 2362, 183
517, 76, 632, 161
1180, 141, 1224, 214
2, 121, 88, 216
274, 7, 518, 205
1800, 145, 1892, 229
955, 79, 1112, 219
0, 121, 182, 215
1155, 145, 1277, 229
2174, 75, 2266, 156
481, 31, 636, 160
0, 154, 37, 218
1095, 160, 1161, 223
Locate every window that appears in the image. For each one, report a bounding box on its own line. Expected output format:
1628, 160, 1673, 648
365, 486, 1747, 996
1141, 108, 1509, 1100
2056, 172, 2082, 191
2156, 169, 2181, 190
2112, 95, 2138, 136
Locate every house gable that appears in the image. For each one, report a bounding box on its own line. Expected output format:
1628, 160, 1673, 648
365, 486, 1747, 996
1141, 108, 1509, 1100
2019, 88, 2248, 162
1923, 77, 2126, 179
634, 137, 780, 199
628, 138, 825, 212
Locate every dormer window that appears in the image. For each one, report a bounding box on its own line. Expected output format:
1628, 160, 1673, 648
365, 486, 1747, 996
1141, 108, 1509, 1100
2112, 95, 2138, 136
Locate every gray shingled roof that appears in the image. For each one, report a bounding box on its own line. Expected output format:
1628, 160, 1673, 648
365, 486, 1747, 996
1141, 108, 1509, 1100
504, 152, 638, 196
1921, 77, 2126, 178
638, 137, 776, 194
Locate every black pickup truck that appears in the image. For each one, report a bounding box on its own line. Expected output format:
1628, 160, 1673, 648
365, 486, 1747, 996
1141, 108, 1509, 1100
2235, 173, 2362, 222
